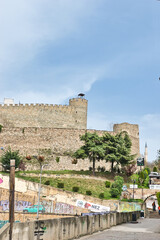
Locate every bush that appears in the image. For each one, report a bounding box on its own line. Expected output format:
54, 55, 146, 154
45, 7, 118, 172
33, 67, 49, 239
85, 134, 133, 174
72, 186, 79, 192
57, 182, 64, 188
86, 190, 92, 196
153, 166, 158, 172
110, 188, 119, 198
0, 124, 3, 133
56, 157, 60, 163
44, 180, 50, 185
105, 181, 111, 188
99, 193, 104, 199
144, 167, 151, 175
156, 192, 160, 206
0, 147, 21, 171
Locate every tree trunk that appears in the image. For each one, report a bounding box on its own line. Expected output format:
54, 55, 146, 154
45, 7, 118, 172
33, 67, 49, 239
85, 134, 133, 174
93, 159, 95, 176
111, 160, 114, 172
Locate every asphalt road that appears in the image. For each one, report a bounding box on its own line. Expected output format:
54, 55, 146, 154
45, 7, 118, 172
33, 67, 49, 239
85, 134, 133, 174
77, 218, 160, 240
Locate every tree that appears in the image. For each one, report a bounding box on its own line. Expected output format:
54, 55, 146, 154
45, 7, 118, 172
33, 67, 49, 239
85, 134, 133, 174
0, 147, 21, 171
110, 176, 124, 198
102, 132, 135, 172
154, 149, 160, 171
73, 132, 104, 175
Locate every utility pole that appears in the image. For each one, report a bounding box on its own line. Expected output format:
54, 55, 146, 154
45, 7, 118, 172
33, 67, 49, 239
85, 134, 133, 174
9, 159, 15, 240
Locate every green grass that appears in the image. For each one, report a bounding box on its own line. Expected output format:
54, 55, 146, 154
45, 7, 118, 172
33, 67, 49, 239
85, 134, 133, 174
15, 172, 112, 199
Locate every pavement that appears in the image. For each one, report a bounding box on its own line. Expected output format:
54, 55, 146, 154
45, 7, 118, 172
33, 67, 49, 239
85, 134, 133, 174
77, 218, 160, 240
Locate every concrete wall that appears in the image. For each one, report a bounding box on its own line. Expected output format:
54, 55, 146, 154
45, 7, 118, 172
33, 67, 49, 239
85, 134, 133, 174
0, 175, 119, 212
0, 211, 140, 240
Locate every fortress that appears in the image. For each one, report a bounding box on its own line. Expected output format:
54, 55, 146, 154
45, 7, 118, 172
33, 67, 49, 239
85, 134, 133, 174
0, 97, 140, 171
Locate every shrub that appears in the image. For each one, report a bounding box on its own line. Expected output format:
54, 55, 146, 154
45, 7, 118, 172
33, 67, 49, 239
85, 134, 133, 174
0, 147, 21, 171
44, 180, 50, 186
56, 157, 60, 163
99, 193, 104, 199
144, 167, 151, 175
86, 190, 92, 196
110, 188, 119, 198
105, 181, 111, 188
156, 192, 160, 206
0, 125, 3, 133
57, 182, 64, 188
153, 166, 158, 172
72, 186, 79, 192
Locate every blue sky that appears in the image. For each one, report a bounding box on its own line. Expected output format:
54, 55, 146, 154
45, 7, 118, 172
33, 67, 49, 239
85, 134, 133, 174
0, 0, 160, 162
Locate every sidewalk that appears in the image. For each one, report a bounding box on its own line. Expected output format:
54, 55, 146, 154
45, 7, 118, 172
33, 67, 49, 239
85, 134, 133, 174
77, 218, 160, 240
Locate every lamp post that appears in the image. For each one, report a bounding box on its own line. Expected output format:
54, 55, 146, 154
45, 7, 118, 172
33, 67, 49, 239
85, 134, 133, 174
133, 180, 136, 199
37, 163, 48, 220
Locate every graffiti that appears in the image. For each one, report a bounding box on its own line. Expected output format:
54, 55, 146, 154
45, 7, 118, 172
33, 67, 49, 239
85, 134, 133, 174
40, 200, 53, 213
34, 221, 46, 240
0, 200, 31, 211
119, 202, 141, 212
76, 200, 110, 212
54, 202, 74, 214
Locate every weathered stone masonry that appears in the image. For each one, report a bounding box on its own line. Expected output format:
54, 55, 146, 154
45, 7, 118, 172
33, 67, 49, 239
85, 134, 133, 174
0, 98, 140, 170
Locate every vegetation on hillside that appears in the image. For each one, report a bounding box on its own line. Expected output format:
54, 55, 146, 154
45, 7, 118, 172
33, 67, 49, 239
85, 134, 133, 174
73, 132, 135, 175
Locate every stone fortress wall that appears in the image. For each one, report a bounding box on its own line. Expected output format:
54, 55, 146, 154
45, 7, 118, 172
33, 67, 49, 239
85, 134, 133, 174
0, 98, 140, 171
0, 98, 88, 129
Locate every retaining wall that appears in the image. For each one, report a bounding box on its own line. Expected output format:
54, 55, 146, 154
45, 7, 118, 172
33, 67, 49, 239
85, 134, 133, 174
0, 211, 140, 240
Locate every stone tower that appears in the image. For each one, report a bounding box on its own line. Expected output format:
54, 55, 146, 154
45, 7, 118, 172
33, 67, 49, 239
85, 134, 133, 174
113, 122, 140, 157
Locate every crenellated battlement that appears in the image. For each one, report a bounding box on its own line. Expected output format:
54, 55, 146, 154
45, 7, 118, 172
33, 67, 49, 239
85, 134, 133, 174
0, 98, 88, 129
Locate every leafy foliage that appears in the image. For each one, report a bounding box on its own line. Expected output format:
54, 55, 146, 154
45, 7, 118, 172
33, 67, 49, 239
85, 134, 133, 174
57, 182, 64, 188
56, 157, 60, 163
73, 131, 135, 175
73, 132, 104, 175
86, 190, 92, 196
102, 132, 135, 172
0, 147, 21, 171
72, 186, 79, 192
99, 193, 104, 199
105, 181, 111, 188
110, 176, 124, 197
110, 188, 119, 198
153, 166, 158, 172
156, 192, 160, 206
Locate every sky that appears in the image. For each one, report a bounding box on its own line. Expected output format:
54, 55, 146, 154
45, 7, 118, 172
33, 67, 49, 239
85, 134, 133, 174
0, 0, 160, 162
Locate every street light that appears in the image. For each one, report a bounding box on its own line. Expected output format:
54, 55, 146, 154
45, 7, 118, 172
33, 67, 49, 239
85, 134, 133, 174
133, 180, 136, 199
37, 163, 48, 220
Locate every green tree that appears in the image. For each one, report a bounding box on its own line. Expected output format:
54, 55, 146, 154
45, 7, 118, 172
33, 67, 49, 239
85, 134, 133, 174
73, 132, 105, 175
102, 132, 134, 172
156, 192, 160, 206
0, 147, 21, 171
110, 176, 124, 197
154, 150, 160, 171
